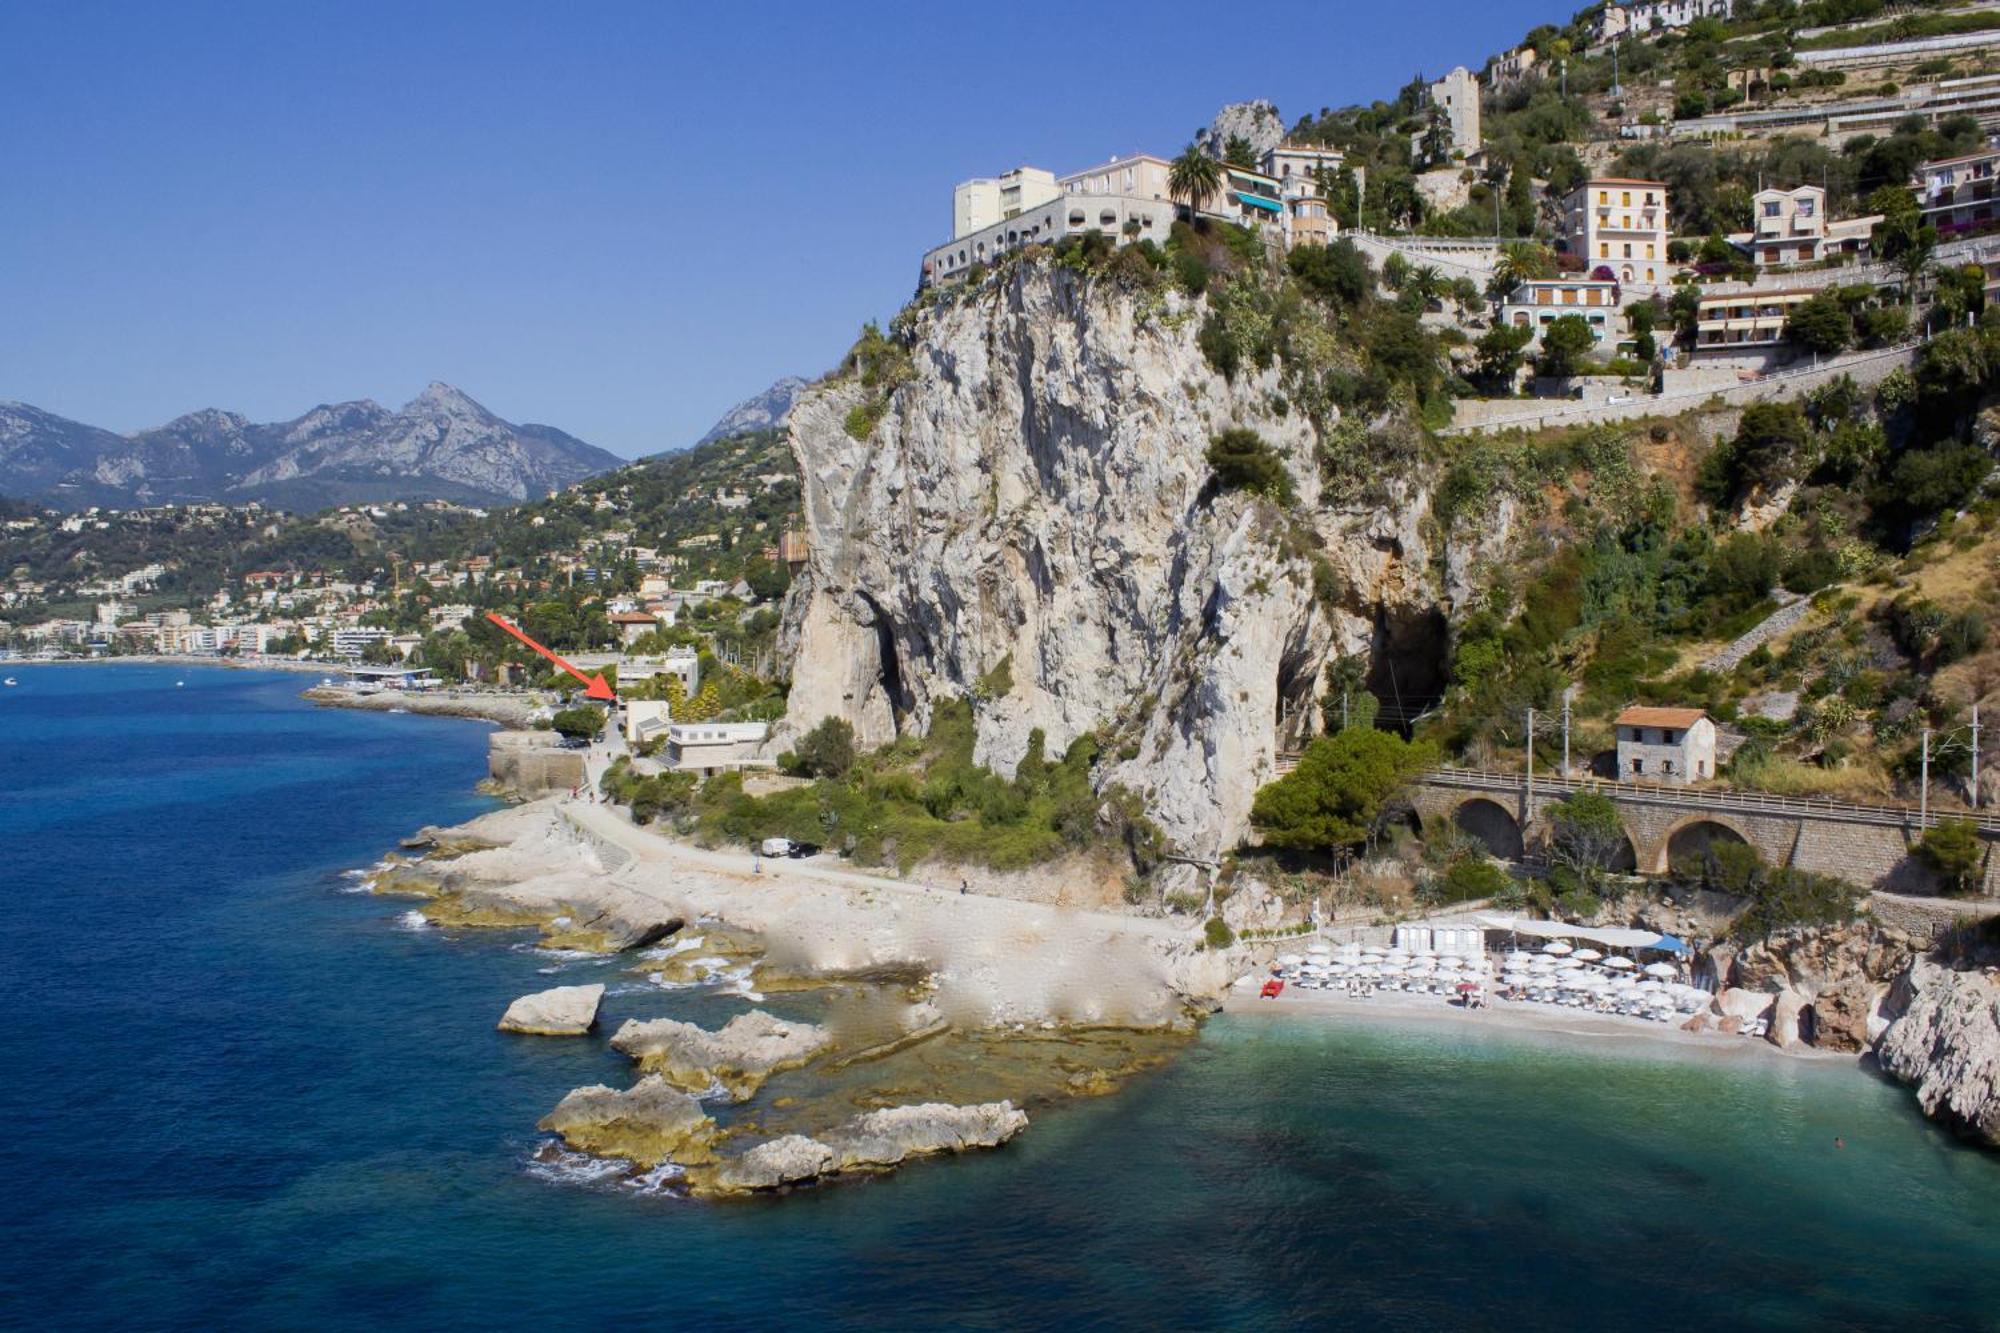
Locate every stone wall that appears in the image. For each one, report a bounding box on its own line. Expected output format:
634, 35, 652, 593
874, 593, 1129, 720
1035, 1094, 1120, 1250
488, 731, 584, 796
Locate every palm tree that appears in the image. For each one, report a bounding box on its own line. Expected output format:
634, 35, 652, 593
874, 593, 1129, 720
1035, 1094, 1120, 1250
1169, 145, 1223, 228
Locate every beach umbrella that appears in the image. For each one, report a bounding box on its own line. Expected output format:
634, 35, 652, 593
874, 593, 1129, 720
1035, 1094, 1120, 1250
1528, 955, 1556, 971
1643, 961, 1678, 978
1556, 956, 1584, 970
1602, 956, 1635, 971
1307, 942, 1332, 956
1571, 948, 1603, 962
1278, 954, 1304, 967
1543, 941, 1574, 956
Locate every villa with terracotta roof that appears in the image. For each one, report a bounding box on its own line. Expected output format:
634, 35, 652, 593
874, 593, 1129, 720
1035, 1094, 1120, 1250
1614, 706, 1716, 783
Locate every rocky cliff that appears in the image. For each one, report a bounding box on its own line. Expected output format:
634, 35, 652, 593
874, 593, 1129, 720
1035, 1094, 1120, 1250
777, 260, 1455, 858
1876, 956, 2000, 1147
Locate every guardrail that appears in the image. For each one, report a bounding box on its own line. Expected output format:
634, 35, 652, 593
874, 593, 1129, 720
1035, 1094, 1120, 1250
1418, 765, 2000, 834
1443, 338, 1924, 437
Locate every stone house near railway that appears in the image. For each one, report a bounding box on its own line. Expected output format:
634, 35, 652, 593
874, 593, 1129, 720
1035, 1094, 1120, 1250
1614, 706, 1718, 783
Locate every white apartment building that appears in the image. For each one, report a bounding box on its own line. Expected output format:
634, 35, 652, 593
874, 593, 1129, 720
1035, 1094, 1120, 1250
1497, 278, 1624, 347
1730, 185, 1879, 267
1693, 287, 1816, 350
330, 626, 393, 660
1564, 178, 1670, 284
664, 721, 772, 776
1916, 145, 2000, 237
1262, 143, 1345, 195
952, 166, 1059, 239
923, 156, 1179, 287
1595, 0, 1733, 41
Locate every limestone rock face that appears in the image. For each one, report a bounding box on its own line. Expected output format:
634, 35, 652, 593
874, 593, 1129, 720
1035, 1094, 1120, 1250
610, 1010, 832, 1101
1196, 100, 1286, 160
1875, 958, 2000, 1147
1809, 975, 1874, 1053
537, 1075, 718, 1166
779, 261, 1451, 857
1713, 987, 1774, 1023
706, 1101, 1029, 1195
497, 983, 605, 1036
1766, 989, 1805, 1049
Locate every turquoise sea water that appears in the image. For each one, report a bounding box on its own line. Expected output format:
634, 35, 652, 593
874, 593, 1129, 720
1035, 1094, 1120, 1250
5, 664, 2000, 1331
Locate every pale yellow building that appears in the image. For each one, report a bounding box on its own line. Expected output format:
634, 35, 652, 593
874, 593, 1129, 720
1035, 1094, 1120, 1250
1564, 178, 1669, 284
1058, 153, 1173, 202
953, 166, 1059, 240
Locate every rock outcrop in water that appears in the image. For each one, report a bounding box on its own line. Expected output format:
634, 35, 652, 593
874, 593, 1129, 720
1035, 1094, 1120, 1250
498, 983, 605, 1036
538, 1075, 718, 1166
610, 1010, 833, 1101
778, 260, 1456, 859
707, 1101, 1029, 1194
1875, 958, 2000, 1147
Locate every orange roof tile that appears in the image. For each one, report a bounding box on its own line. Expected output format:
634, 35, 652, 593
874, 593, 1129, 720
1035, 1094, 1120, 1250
1616, 706, 1708, 728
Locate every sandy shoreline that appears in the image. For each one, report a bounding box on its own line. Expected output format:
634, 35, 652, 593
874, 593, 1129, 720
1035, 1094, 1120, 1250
1225, 986, 1854, 1067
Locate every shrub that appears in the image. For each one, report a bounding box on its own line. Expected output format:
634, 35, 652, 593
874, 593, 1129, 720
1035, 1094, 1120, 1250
1917, 819, 1984, 896
1204, 916, 1237, 950
1206, 428, 1297, 505
1250, 728, 1437, 853
792, 716, 857, 779
550, 706, 605, 742
1438, 857, 1511, 902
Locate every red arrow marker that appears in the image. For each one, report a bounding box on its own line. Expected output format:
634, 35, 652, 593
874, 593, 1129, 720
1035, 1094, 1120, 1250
484, 612, 617, 701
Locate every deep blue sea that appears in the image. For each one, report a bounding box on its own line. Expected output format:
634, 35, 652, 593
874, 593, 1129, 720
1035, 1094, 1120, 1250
6, 665, 2000, 1331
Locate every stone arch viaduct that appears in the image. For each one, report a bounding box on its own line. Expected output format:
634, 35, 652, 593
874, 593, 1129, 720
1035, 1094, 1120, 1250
1408, 768, 2000, 896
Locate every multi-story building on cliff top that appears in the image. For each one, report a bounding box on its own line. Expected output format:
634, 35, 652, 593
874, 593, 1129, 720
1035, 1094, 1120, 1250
923, 145, 1333, 288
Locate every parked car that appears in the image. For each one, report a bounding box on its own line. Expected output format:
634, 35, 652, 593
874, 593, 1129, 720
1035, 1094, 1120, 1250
786, 842, 821, 859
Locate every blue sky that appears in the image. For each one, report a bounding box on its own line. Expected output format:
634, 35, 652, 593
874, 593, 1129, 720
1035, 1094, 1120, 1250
1, 0, 1546, 457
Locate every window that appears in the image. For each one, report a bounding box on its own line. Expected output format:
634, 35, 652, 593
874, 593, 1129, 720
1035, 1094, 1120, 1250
1622, 191, 1632, 206
1797, 197, 1815, 218
1623, 243, 1633, 257
1598, 190, 1609, 205
1663, 759, 1675, 775
1633, 758, 1645, 774
1665, 730, 1677, 743
1763, 201, 1781, 218
1599, 242, 1609, 257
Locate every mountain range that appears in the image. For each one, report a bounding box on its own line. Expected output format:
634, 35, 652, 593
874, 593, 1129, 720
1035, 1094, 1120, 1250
694, 376, 808, 448
0, 383, 623, 511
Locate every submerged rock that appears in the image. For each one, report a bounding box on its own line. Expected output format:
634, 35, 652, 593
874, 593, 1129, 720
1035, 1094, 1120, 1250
610, 1010, 832, 1101
1875, 958, 2000, 1147
538, 1075, 718, 1167
498, 983, 605, 1036
705, 1100, 1029, 1195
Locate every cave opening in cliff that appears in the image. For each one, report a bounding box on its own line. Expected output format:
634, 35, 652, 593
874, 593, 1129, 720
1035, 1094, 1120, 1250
1369, 607, 1450, 730
858, 592, 910, 726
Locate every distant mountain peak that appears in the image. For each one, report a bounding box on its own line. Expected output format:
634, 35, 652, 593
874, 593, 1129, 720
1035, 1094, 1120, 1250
695, 375, 809, 448
0, 386, 621, 511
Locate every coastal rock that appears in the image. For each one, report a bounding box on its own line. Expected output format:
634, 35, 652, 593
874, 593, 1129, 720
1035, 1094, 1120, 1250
1195, 100, 1286, 161
610, 1010, 832, 1101
1874, 958, 2000, 1147
538, 1074, 718, 1167
1808, 976, 1875, 1053
777, 258, 1456, 859
497, 983, 605, 1036
1731, 922, 1911, 997
710, 1135, 840, 1192
1713, 988, 1774, 1023
704, 1101, 1029, 1195
1221, 876, 1287, 934
1766, 989, 1805, 1049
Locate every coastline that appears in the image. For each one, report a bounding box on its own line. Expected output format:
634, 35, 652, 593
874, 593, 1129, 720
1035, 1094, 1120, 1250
8, 655, 549, 729
1225, 986, 1855, 1068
